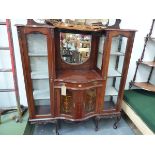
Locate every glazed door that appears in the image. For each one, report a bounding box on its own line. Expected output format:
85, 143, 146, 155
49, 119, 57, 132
98, 30, 135, 114
18, 27, 54, 119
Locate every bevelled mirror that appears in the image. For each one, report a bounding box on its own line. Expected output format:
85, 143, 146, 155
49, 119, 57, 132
60, 32, 91, 64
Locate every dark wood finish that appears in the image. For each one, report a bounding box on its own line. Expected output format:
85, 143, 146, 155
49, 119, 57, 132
17, 23, 136, 132
133, 82, 155, 92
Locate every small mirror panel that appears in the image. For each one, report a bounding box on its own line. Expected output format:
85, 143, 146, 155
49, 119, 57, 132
60, 32, 91, 64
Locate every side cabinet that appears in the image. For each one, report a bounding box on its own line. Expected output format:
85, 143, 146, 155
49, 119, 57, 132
17, 26, 55, 119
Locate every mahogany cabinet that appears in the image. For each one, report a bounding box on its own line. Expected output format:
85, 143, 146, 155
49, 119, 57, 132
16, 23, 136, 134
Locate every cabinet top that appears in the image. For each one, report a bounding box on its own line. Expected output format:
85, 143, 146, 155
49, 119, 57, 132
16, 24, 137, 33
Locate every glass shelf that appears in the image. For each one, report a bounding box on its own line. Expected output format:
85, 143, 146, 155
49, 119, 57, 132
0, 68, 12, 72
28, 53, 48, 57
31, 71, 49, 79
105, 87, 118, 96
33, 89, 50, 100
108, 68, 121, 77
110, 51, 125, 56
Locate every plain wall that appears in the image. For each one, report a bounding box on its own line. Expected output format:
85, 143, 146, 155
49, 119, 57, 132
0, 19, 155, 107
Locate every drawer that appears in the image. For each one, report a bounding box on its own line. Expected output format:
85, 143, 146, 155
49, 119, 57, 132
54, 80, 103, 90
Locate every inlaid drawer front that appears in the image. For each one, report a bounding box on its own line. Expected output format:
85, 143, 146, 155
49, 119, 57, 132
54, 80, 103, 90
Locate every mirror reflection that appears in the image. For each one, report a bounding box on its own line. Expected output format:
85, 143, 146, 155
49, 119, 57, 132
60, 33, 91, 64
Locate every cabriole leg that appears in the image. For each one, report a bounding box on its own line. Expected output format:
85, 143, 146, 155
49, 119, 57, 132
113, 115, 121, 129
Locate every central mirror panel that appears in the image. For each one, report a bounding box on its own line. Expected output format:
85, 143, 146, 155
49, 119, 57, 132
60, 32, 91, 64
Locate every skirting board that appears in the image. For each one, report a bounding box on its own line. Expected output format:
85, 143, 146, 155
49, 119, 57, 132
122, 100, 154, 135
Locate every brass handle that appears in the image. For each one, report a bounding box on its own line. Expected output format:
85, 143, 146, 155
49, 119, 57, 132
78, 84, 82, 87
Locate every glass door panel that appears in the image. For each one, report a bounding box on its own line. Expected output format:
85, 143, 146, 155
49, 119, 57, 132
26, 33, 50, 116
103, 35, 128, 111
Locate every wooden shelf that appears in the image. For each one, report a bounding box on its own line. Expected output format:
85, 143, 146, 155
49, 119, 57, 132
28, 53, 48, 57
133, 82, 155, 92
33, 89, 50, 100
139, 61, 155, 67
0, 69, 12, 72
108, 68, 121, 77
31, 71, 49, 79
105, 87, 118, 96
110, 52, 125, 56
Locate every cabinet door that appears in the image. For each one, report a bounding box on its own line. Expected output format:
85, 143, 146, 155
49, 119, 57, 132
83, 88, 98, 117
18, 27, 54, 119
99, 31, 135, 113
54, 88, 76, 119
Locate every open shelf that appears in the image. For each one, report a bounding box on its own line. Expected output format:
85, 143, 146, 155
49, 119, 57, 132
105, 87, 118, 96
133, 82, 155, 92
139, 61, 155, 67
108, 68, 121, 77
31, 71, 49, 79
56, 69, 102, 83
110, 51, 125, 56
33, 89, 50, 100
28, 53, 48, 57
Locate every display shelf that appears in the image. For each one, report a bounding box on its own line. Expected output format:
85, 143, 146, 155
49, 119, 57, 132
0, 47, 9, 50
139, 61, 155, 67
108, 68, 121, 77
110, 51, 125, 56
104, 101, 116, 110
0, 68, 12, 72
28, 53, 48, 57
33, 89, 50, 100
31, 71, 49, 79
105, 87, 118, 96
133, 82, 155, 92
0, 89, 15, 92
35, 105, 51, 115
0, 22, 6, 25
98, 51, 125, 56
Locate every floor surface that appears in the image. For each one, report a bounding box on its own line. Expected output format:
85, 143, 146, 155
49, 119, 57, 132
33, 117, 137, 135
0, 111, 28, 135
